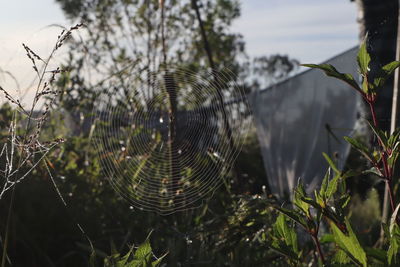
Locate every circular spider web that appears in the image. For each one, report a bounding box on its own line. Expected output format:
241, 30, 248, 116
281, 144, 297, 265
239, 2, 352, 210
91, 62, 250, 214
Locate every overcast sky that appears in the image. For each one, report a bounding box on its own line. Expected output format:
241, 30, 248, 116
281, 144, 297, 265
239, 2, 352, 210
233, 0, 359, 62
0, 0, 359, 103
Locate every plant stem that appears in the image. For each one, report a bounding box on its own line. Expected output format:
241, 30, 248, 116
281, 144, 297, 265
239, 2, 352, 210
386, 179, 396, 213
311, 234, 325, 265
368, 101, 379, 127
368, 101, 397, 214
192, 0, 241, 189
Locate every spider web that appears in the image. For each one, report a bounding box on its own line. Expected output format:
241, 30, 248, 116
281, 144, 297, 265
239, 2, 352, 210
91, 63, 250, 214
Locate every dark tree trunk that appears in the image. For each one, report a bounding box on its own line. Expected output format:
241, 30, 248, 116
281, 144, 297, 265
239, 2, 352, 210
355, 0, 399, 232
355, 0, 399, 131
192, 0, 243, 191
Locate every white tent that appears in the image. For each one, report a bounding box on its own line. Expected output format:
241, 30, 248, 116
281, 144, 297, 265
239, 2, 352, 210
250, 47, 360, 198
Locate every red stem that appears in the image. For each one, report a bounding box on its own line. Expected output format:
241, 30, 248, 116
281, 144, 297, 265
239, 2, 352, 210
386, 180, 396, 213
368, 101, 396, 213
311, 234, 325, 265
369, 101, 379, 127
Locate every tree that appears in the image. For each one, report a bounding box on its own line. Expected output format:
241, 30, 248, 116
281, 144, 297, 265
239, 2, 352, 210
54, 0, 298, 197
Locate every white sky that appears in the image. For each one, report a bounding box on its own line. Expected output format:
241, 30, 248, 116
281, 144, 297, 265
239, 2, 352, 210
233, 0, 359, 63
0, 0, 359, 104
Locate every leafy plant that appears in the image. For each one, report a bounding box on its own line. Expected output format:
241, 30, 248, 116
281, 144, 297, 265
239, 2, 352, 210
265, 36, 400, 266
101, 232, 167, 267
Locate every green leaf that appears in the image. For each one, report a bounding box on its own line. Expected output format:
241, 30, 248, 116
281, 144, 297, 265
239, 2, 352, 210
134, 239, 152, 262
361, 76, 370, 94
124, 259, 142, 267
344, 136, 375, 164
319, 234, 334, 243
117, 246, 135, 267
301, 63, 361, 92
366, 120, 388, 149
382, 223, 390, 240
322, 152, 340, 174
151, 252, 168, 267
330, 219, 367, 267
276, 214, 299, 253
294, 182, 311, 217
373, 61, 400, 89
357, 36, 371, 75
109, 240, 120, 263
362, 167, 383, 178
382, 61, 400, 75
320, 169, 329, 196
388, 204, 400, 265
89, 249, 96, 267
338, 195, 351, 209
388, 223, 400, 265
316, 169, 342, 205
270, 214, 300, 261
332, 249, 351, 265
364, 247, 387, 264
340, 169, 360, 179
389, 204, 400, 233
325, 174, 340, 200
317, 169, 330, 205
388, 128, 400, 149
388, 151, 400, 169
274, 206, 308, 230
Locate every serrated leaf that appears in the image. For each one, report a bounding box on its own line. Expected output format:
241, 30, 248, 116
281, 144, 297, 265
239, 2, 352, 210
301, 63, 361, 92
134, 231, 153, 263
274, 206, 308, 230
330, 219, 367, 267
271, 214, 300, 260
325, 174, 340, 200
134, 240, 151, 262
300, 195, 322, 211
276, 214, 298, 253
294, 183, 311, 217
357, 36, 370, 75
